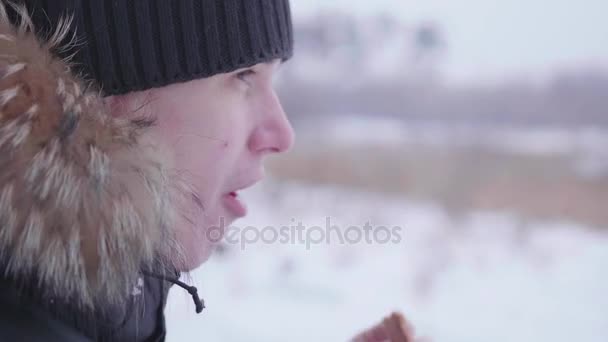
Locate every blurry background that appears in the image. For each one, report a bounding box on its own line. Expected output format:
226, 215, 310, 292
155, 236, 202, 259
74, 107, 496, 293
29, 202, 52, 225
167, 1, 608, 341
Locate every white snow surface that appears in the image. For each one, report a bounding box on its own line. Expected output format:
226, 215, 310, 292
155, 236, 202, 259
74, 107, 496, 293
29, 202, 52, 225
166, 181, 608, 341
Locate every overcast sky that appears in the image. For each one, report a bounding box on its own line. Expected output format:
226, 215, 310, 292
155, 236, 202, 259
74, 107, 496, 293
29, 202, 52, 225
291, 0, 608, 84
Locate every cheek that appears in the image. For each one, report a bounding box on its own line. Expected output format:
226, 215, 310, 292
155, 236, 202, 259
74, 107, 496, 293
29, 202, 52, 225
167, 111, 250, 175
172, 134, 230, 197
150, 90, 252, 201
157, 107, 225, 167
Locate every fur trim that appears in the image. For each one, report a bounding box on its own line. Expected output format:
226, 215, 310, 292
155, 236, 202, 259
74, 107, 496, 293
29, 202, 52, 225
0, 2, 183, 309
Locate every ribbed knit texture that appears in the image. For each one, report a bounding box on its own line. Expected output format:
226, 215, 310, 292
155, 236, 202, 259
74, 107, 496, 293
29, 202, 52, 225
21, 0, 294, 95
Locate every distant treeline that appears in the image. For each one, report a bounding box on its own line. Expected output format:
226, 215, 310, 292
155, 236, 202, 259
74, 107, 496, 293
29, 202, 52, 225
278, 69, 608, 127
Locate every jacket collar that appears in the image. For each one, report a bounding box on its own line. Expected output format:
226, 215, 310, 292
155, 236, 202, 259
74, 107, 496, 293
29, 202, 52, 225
0, 2, 184, 311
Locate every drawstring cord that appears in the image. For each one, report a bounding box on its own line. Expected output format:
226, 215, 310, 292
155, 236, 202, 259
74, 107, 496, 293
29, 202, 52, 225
142, 271, 205, 314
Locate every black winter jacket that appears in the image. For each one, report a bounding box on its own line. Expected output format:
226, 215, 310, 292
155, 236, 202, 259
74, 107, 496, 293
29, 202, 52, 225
0, 274, 172, 341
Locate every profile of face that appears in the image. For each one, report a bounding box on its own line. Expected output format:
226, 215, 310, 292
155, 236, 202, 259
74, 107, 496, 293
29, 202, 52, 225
107, 59, 294, 271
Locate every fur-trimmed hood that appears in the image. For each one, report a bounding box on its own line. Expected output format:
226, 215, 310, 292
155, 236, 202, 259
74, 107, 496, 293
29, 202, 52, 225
0, 3, 184, 310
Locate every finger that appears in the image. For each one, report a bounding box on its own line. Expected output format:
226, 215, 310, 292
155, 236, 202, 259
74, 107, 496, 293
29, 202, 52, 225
382, 312, 415, 342
351, 322, 389, 342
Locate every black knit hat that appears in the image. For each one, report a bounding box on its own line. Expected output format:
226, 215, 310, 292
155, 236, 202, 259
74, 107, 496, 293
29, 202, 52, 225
20, 0, 294, 95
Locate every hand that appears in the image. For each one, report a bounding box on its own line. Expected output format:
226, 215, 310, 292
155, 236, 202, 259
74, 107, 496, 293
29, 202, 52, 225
351, 312, 420, 342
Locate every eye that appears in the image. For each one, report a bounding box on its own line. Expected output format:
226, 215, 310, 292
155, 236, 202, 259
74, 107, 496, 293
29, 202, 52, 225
236, 69, 256, 83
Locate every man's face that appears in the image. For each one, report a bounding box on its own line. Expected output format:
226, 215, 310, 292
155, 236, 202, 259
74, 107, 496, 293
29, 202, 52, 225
142, 59, 294, 270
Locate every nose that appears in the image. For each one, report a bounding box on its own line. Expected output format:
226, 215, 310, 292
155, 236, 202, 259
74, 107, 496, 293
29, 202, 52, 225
248, 90, 295, 155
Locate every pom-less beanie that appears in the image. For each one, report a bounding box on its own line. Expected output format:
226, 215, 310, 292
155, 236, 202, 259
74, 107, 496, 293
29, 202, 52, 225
20, 0, 294, 95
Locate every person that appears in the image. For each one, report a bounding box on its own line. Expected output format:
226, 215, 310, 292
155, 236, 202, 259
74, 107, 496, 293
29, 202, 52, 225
0, 0, 294, 340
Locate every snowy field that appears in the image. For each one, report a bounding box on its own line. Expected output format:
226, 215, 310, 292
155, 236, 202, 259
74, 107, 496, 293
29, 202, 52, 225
297, 116, 608, 159
165, 180, 608, 342
294, 115, 608, 181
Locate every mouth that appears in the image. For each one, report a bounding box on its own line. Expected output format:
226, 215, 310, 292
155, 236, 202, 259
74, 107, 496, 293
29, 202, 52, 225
222, 191, 246, 217
221, 180, 260, 218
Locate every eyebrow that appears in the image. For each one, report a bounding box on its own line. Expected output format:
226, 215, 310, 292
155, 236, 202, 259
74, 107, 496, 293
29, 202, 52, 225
233, 59, 282, 74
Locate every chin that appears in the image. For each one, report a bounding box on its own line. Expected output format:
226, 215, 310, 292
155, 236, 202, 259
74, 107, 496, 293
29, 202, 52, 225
176, 216, 230, 271
173, 198, 240, 270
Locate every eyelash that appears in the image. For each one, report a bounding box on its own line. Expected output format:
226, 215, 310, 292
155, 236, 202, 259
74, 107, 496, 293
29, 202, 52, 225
236, 69, 256, 82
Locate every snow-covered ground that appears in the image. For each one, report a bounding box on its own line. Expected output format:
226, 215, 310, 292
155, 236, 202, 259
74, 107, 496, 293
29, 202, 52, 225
299, 116, 608, 157
165, 181, 608, 342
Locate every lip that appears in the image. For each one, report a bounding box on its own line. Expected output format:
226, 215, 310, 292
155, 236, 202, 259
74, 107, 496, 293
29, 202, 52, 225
222, 192, 247, 217
221, 178, 262, 217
